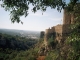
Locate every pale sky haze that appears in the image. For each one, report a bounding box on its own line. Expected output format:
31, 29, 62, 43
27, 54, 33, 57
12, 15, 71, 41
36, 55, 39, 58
0, 1, 69, 31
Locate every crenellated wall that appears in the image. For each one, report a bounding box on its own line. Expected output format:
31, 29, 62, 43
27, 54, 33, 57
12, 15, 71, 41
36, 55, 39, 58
43, 3, 80, 46
45, 26, 55, 34
55, 24, 63, 34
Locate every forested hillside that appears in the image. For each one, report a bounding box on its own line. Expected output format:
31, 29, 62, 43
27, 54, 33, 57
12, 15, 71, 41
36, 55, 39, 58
0, 33, 39, 60
0, 33, 38, 50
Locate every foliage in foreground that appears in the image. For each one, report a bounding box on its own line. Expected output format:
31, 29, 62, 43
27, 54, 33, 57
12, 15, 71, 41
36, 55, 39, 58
0, 0, 78, 23
0, 48, 39, 60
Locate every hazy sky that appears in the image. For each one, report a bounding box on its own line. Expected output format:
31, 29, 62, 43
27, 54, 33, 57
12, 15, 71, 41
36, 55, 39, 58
0, 1, 70, 31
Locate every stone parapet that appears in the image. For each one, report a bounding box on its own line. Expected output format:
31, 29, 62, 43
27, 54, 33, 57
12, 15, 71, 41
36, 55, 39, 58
43, 3, 80, 45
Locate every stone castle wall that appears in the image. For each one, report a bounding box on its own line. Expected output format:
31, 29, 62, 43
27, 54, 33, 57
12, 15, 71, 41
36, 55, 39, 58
44, 9, 72, 44
62, 24, 71, 33
55, 24, 63, 34
45, 26, 55, 34
63, 8, 71, 24
43, 3, 80, 45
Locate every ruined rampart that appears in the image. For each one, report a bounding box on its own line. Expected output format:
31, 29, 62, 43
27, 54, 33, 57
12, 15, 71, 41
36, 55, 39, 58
43, 3, 80, 46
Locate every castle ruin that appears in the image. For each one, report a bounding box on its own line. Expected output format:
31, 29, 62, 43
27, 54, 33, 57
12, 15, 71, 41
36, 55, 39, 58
43, 3, 80, 47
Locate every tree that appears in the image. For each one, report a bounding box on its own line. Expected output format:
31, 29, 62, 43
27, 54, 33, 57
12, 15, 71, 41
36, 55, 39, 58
0, 0, 79, 23
0, 0, 80, 59
66, 3, 80, 60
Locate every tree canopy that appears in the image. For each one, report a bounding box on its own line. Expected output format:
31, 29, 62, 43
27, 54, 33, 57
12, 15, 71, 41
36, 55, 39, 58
0, 0, 79, 23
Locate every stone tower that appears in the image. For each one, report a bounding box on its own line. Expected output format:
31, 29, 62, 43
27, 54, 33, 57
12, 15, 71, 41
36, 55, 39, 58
63, 8, 71, 24
43, 3, 80, 47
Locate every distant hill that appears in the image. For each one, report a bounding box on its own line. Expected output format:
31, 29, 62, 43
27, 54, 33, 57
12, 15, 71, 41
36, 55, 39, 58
0, 28, 40, 39
0, 29, 41, 60
0, 33, 38, 50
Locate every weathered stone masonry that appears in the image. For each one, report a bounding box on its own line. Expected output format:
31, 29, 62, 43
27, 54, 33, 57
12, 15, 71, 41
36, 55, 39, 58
43, 3, 80, 46
38, 4, 80, 57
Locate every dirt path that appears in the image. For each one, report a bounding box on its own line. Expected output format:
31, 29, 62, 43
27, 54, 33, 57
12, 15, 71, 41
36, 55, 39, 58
37, 56, 45, 60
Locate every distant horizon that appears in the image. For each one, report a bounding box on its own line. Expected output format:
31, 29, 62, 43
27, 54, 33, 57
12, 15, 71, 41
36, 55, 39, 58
1, 1, 71, 31
0, 7, 63, 31
0, 0, 70, 32
0, 28, 41, 32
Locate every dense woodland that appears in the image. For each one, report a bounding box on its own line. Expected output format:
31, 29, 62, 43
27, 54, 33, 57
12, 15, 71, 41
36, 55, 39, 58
0, 33, 39, 60
0, 33, 38, 50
